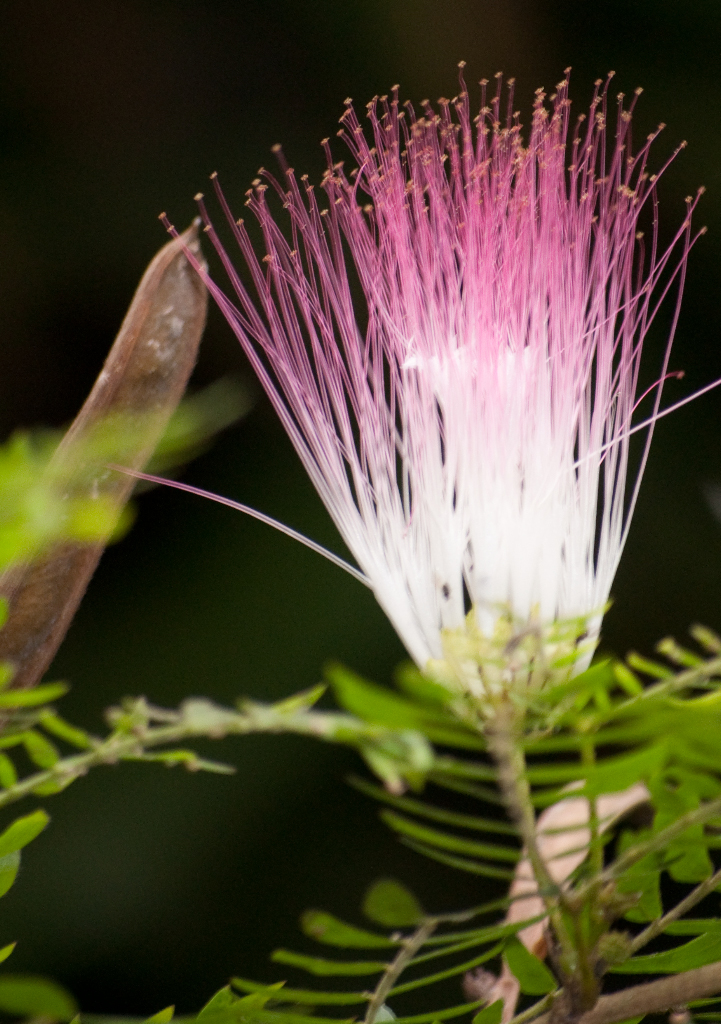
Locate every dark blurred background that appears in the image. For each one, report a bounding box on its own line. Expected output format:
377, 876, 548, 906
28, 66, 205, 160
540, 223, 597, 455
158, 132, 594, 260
0, 0, 720, 1015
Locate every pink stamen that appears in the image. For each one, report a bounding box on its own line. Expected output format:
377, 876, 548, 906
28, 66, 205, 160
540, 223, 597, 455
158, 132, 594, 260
164, 69, 703, 668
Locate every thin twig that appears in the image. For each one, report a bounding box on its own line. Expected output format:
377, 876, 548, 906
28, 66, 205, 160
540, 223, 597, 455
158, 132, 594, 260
533, 960, 721, 1024
0, 698, 422, 812
509, 992, 555, 1024
486, 702, 576, 972
363, 920, 437, 1024
574, 794, 721, 901
629, 866, 721, 954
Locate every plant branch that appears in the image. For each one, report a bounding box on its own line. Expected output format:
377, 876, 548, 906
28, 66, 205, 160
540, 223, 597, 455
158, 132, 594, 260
629, 866, 721, 954
509, 993, 555, 1024
533, 960, 721, 1024
485, 701, 576, 975
0, 695, 432, 810
363, 919, 437, 1024
574, 794, 721, 902
611, 655, 721, 713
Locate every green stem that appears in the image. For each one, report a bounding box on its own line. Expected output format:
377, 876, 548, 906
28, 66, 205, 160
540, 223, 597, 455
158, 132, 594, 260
629, 866, 721, 955
485, 701, 576, 974
509, 992, 555, 1024
532, 960, 721, 1024
575, 794, 721, 902
611, 655, 721, 714
364, 919, 437, 1024
0, 698, 415, 811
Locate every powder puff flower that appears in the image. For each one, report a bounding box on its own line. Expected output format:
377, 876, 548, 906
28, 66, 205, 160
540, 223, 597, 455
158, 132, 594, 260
168, 69, 703, 673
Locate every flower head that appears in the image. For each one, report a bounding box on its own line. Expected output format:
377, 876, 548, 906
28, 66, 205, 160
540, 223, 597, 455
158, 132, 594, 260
183, 69, 701, 672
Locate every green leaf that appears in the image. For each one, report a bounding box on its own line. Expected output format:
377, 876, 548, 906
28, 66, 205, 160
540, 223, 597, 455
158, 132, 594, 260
427, 773, 503, 806
0, 943, 15, 966
349, 777, 516, 836
135, 749, 235, 774
665, 920, 721, 935
144, 1007, 175, 1023
270, 950, 387, 976
651, 772, 715, 883
611, 932, 721, 973
472, 1002, 503, 1024
272, 684, 327, 715
0, 852, 20, 899
38, 712, 92, 750
540, 660, 615, 706
525, 744, 666, 793
0, 975, 77, 1020
363, 879, 423, 928
423, 757, 497, 783
503, 938, 557, 995
327, 664, 483, 750
301, 911, 396, 948
616, 828, 662, 924
0, 755, 17, 789
0, 682, 68, 708
399, 839, 516, 880
380, 811, 518, 863
32, 779, 70, 797
217, 1013, 348, 1024
23, 730, 60, 768
389, 943, 504, 996
393, 664, 454, 708
231, 978, 367, 1006
197, 985, 240, 1020
419, 917, 545, 951
0, 663, 13, 692
391, 999, 483, 1024
0, 810, 50, 857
